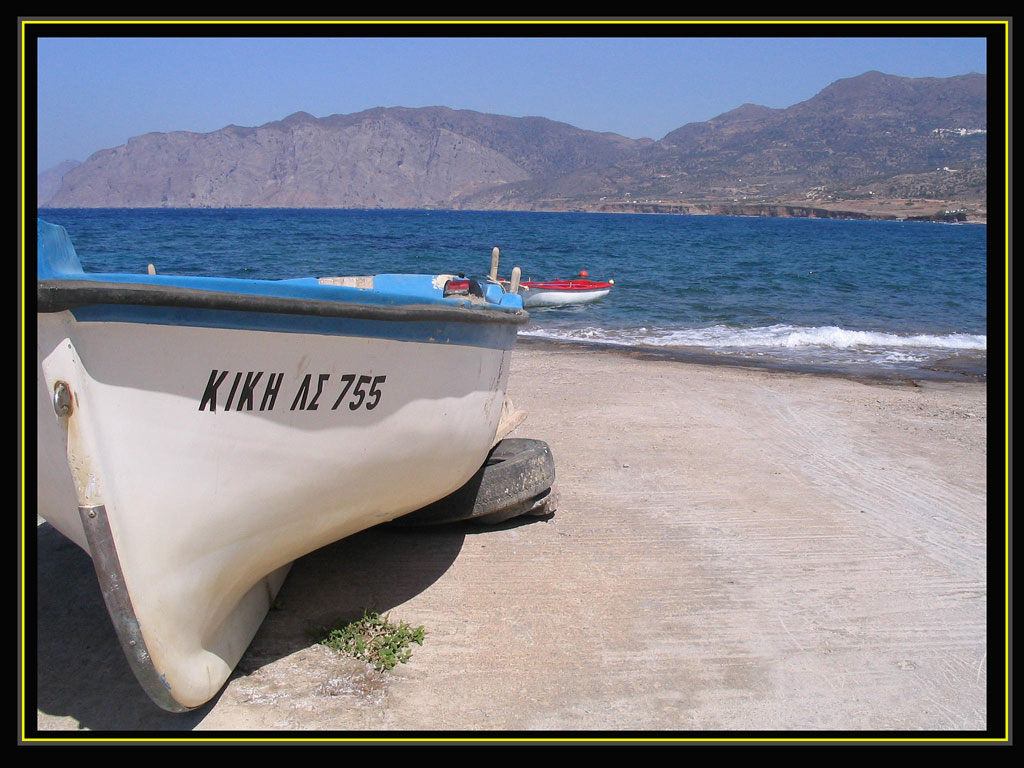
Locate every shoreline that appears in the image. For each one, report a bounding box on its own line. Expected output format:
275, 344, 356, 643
516, 335, 988, 385
531, 200, 987, 225
33, 341, 993, 736
37, 203, 988, 225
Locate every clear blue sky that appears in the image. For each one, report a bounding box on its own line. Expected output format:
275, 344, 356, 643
32, 27, 991, 172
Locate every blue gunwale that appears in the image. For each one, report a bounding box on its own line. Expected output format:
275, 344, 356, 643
37, 218, 527, 346
37, 217, 524, 312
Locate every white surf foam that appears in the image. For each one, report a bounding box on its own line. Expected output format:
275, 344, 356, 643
525, 323, 986, 351
522, 323, 986, 368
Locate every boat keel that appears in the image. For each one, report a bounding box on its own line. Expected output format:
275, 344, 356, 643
78, 503, 189, 713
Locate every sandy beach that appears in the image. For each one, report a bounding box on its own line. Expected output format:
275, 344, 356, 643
31, 341, 992, 739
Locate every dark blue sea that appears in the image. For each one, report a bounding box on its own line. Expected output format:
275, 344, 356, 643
35, 208, 989, 380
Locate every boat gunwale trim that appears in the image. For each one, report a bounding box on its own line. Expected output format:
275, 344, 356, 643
37, 279, 530, 326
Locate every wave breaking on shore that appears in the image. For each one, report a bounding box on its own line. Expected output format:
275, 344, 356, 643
522, 323, 987, 378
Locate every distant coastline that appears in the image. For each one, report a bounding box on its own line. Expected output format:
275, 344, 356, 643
37, 199, 987, 225
473, 198, 987, 224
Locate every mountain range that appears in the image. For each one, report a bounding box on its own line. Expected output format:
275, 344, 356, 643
39, 70, 988, 218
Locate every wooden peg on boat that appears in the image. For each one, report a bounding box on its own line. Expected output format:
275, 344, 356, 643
147, 264, 156, 275
510, 266, 521, 294
489, 247, 500, 282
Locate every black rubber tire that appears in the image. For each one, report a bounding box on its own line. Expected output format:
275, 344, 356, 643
392, 438, 555, 526
471, 485, 557, 526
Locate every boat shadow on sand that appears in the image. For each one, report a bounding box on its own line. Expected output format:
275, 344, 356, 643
32, 513, 548, 733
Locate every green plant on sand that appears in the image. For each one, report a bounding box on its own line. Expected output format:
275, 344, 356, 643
318, 610, 426, 671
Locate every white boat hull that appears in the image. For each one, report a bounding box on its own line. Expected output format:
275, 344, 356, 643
37, 291, 518, 710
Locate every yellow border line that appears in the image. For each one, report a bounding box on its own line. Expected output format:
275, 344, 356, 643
1002, 19, 1010, 746
15, 17, 1015, 25
19, 15, 1011, 749
19, 13, 27, 750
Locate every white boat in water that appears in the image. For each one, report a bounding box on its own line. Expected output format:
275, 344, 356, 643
35, 219, 529, 711
517, 277, 614, 308
485, 250, 613, 309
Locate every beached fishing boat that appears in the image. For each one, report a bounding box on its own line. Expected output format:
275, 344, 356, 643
35, 218, 530, 712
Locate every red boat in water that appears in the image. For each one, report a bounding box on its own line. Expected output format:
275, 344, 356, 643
487, 250, 613, 309
518, 275, 614, 308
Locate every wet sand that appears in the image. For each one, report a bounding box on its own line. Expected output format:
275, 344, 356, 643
30, 342, 994, 739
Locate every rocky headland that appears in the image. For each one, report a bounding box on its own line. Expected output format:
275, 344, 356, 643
39, 71, 988, 223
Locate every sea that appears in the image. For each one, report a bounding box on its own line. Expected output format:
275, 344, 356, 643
34, 208, 990, 381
